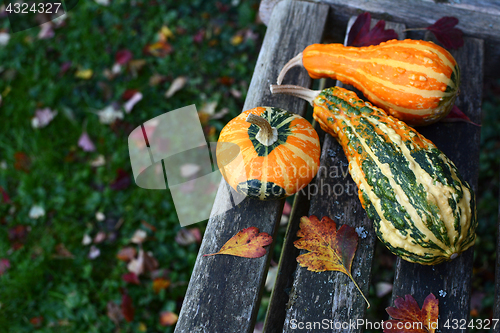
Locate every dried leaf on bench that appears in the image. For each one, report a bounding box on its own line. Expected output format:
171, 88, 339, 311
384, 293, 439, 333
203, 227, 272, 258
294, 215, 370, 308
347, 12, 398, 47
426, 17, 463, 50
441, 105, 480, 126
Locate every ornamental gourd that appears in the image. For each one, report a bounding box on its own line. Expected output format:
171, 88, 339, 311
216, 107, 320, 200
277, 39, 460, 126
271, 84, 476, 265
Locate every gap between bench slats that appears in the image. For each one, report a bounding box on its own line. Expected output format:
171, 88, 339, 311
264, 16, 405, 333
174, 1, 329, 332
390, 35, 483, 333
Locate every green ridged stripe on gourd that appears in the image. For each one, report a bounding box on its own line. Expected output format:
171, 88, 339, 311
311, 87, 477, 265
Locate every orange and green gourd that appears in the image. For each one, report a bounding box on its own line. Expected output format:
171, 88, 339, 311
277, 39, 460, 126
271, 84, 476, 265
216, 107, 321, 200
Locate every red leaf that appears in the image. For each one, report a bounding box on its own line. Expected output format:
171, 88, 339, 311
427, 17, 464, 49
0, 186, 11, 204
347, 12, 370, 46
348, 12, 398, 47
29, 316, 43, 327
193, 29, 204, 43
441, 105, 480, 126
384, 293, 439, 333
121, 292, 135, 322
122, 89, 139, 101
59, 61, 72, 76
14, 152, 31, 173
215, 1, 229, 13
8, 225, 29, 243
115, 49, 133, 65
0, 258, 10, 276
217, 76, 234, 86
110, 169, 131, 191
122, 272, 140, 285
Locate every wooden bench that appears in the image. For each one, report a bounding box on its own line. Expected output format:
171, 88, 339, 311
174, 1, 497, 332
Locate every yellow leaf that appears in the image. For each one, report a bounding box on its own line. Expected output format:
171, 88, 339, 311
294, 215, 370, 308
138, 322, 147, 332
152, 277, 170, 293
230, 34, 243, 46
160, 26, 174, 42
75, 69, 93, 80
2, 86, 11, 97
204, 227, 272, 258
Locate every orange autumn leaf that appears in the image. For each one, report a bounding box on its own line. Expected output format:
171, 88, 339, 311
116, 246, 137, 262
143, 41, 173, 57
203, 227, 272, 258
384, 293, 439, 333
152, 277, 170, 293
159, 311, 178, 326
294, 215, 370, 308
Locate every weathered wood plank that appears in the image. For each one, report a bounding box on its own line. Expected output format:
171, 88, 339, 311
390, 36, 483, 333
262, 181, 316, 333
174, 1, 329, 332
277, 18, 406, 333
259, 0, 500, 78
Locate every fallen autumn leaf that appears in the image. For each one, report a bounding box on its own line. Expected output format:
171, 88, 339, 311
347, 12, 397, 47
385, 293, 439, 333
204, 227, 272, 258
159, 311, 178, 326
165, 76, 188, 98
294, 215, 370, 308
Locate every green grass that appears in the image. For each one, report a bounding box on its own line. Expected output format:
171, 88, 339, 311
0, 0, 264, 331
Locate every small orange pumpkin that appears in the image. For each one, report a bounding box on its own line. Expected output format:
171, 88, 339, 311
216, 107, 320, 200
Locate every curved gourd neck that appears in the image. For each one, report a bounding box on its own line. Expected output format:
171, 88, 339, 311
246, 113, 278, 146
270, 84, 320, 106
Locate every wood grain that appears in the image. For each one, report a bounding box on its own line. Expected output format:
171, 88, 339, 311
495, 180, 500, 332
259, 0, 500, 78
279, 18, 406, 333
174, 1, 329, 332
390, 36, 483, 333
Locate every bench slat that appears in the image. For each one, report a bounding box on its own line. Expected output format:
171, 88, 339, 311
390, 36, 483, 333
495, 185, 500, 332
260, 0, 500, 78
275, 18, 405, 333
174, 1, 329, 332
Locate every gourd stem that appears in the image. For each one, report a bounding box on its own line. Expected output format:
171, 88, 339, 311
246, 113, 278, 146
270, 84, 320, 106
277, 52, 303, 85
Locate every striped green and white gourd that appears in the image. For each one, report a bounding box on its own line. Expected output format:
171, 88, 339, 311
271, 84, 477, 265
